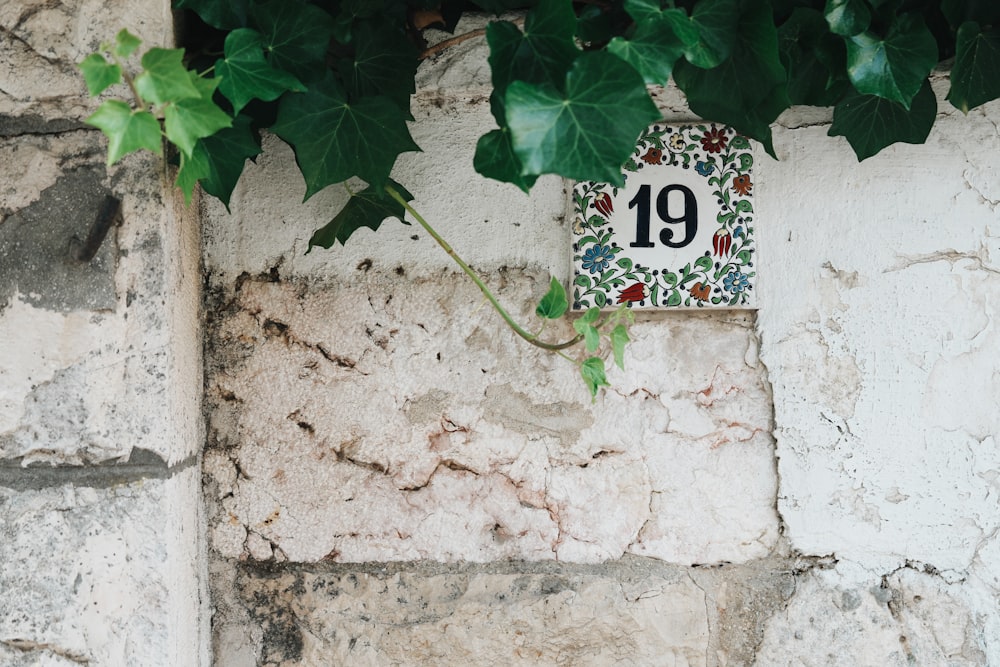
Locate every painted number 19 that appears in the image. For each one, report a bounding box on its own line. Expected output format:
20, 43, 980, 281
628, 184, 698, 248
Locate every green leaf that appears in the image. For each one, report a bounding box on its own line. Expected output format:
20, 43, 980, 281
610, 324, 629, 371
948, 22, 1000, 114
684, 0, 739, 69
941, 0, 1000, 29
622, 0, 667, 24
86, 100, 162, 165
824, 0, 870, 37
252, 0, 335, 82
307, 180, 413, 250
271, 73, 420, 199
340, 21, 418, 111
78, 54, 122, 96
175, 142, 211, 205
607, 13, 689, 86
473, 129, 538, 192
163, 75, 232, 158
113, 29, 142, 59
665, 289, 682, 306
828, 79, 936, 160
779, 8, 849, 106
674, 1, 789, 156
215, 29, 304, 114
134, 48, 200, 106
173, 0, 251, 30
505, 51, 659, 185
486, 0, 578, 95
580, 357, 609, 399
197, 114, 262, 207
536, 276, 568, 319
845, 14, 937, 109
576, 306, 600, 325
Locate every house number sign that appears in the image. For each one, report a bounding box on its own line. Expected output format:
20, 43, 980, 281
571, 124, 756, 310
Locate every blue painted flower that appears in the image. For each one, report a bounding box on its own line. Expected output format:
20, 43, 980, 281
723, 271, 750, 294
581, 244, 614, 274
695, 160, 714, 176
733, 225, 744, 239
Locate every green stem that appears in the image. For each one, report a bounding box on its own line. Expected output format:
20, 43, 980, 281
385, 185, 583, 352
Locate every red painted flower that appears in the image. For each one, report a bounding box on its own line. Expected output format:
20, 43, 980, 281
713, 230, 732, 257
617, 282, 648, 304
641, 148, 663, 164
593, 192, 613, 217
700, 127, 728, 154
690, 282, 711, 301
732, 174, 752, 196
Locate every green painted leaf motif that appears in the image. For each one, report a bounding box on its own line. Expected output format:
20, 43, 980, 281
113, 29, 142, 59
473, 129, 538, 192
779, 8, 849, 106
593, 291, 607, 309
828, 79, 936, 160
948, 22, 1000, 114
198, 114, 262, 208
580, 356, 609, 400
215, 29, 304, 114
271, 73, 420, 199
79, 54, 122, 96
684, 0, 738, 69
574, 274, 592, 288
536, 277, 569, 319
163, 75, 232, 158
339, 21, 418, 111
86, 100, 162, 165
505, 51, 659, 185
307, 180, 413, 250
486, 0, 578, 95
665, 290, 682, 306
174, 0, 250, 30
845, 14, 937, 109
252, 0, 335, 82
610, 324, 629, 371
135, 48, 200, 106
824, 0, 870, 37
175, 142, 211, 206
607, 15, 687, 86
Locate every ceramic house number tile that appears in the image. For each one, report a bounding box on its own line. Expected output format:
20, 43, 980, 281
571, 123, 756, 310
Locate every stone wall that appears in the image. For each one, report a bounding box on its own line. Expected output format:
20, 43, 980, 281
0, 2, 207, 665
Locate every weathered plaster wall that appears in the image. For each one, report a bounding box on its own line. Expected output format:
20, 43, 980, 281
202, 19, 1000, 666
0, 3, 208, 665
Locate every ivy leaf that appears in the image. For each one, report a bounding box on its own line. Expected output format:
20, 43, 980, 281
505, 51, 659, 185
198, 114, 262, 208
580, 356, 609, 400
845, 14, 937, 109
473, 128, 537, 192
674, 1, 789, 157
610, 324, 629, 371
824, 0, 870, 37
173, 0, 251, 30
113, 29, 142, 60
486, 0, 578, 95
536, 276, 568, 319
339, 21, 418, 111
940, 0, 1000, 28
272, 74, 420, 199
828, 79, 935, 160
252, 0, 335, 83
134, 48, 200, 106
78, 54, 122, 96
163, 75, 232, 158
175, 142, 211, 205
573, 306, 601, 351
684, 0, 739, 69
948, 22, 1000, 114
779, 8, 849, 106
307, 180, 413, 250
215, 29, 305, 114
607, 10, 693, 85
86, 100, 162, 165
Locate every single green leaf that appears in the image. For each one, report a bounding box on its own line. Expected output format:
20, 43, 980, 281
824, 0, 870, 37
163, 75, 232, 157
252, 0, 335, 82
86, 100, 162, 165
175, 142, 211, 205
339, 21, 418, 111
307, 180, 413, 250
215, 28, 304, 114
607, 15, 687, 85
536, 276, 568, 319
845, 14, 938, 109
173, 0, 251, 30
134, 48, 200, 106
610, 324, 629, 370
78, 54, 122, 96
271, 73, 420, 199
197, 114, 262, 207
622, 0, 666, 24
473, 128, 538, 192
779, 8, 849, 106
576, 306, 600, 325
506, 51, 659, 185
665, 289, 682, 306
580, 356, 609, 399
948, 22, 1000, 114
684, 0, 739, 69
486, 0, 578, 95
828, 79, 936, 160
114, 29, 142, 59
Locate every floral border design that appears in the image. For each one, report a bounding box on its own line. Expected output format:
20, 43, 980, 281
571, 124, 755, 310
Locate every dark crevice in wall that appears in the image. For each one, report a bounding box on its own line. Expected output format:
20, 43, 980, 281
0, 449, 198, 491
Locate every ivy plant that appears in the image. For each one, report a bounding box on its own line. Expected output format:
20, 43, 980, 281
80, 0, 1000, 397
